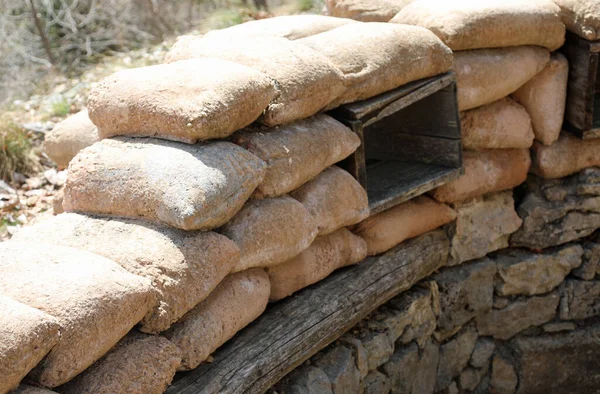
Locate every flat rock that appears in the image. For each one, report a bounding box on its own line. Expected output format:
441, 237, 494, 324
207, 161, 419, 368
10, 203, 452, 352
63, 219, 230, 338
273, 365, 334, 394
490, 355, 518, 394
313, 345, 361, 394
470, 338, 496, 369
559, 279, 600, 320
381, 342, 419, 394
412, 340, 440, 394
435, 327, 478, 391
477, 292, 559, 340
494, 244, 583, 296
511, 168, 600, 249
447, 191, 522, 265
573, 238, 600, 280
363, 370, 391, 394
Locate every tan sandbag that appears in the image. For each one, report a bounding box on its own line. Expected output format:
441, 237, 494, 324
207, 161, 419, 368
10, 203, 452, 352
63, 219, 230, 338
354, 195, 456, 256
164, 36, 345, 126
512, 53, 569, 146
325, 0, 414, 22
163, 269, 270, 370
64, 138, 266, 231
0, 295, 60, 393
390, 0, 565, 51
221, 196, 318, 273
430, 149, 531, 203
454, 46, 550, 111
290, 166, 369, 236
87, 58, 276, 143
0, 243, 156, 388
298, 22, 452, 106
531, 133, 600, 179
460, 98, 534, 150
12, 213, 240, 334
234, 115, 360, 198
267, 228, 367, 301
61, 333, 181, 394
43, 109, 98, 169
11, 386, 59, 394
203, 15, 357, 40
554, 0, 600, 40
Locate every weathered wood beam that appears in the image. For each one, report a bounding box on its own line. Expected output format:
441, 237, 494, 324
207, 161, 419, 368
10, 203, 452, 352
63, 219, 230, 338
167, 229, 449, 394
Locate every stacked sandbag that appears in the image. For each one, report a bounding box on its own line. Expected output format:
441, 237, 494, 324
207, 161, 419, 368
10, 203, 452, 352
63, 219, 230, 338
164, 36, 345, 126
43, 109, 98, 169
163, 269, 270, 370
0, 242, 156, 388
325, 0, 414, 22
554, 0, 600, 41
531, 133, 600, 179
11, 213, 240, 333
297, 22, 453, 106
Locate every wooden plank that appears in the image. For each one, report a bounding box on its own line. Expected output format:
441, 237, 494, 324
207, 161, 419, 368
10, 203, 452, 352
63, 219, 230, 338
338, 121, 368, 189
366, 161, 463, 214
166, 230, 450, 394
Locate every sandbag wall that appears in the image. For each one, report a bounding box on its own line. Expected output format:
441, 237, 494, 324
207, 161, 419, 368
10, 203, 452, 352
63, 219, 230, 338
0, 15, 457, 394
273, 1, 600, 394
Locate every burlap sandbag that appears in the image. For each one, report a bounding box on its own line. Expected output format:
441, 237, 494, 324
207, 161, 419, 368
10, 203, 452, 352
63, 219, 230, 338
267, 228, 367, 301
164, 269, 270, 371
454, 46, 550, 111
203, 15, 356, 40
87, 58, 276, 143
221, 196, 318, 273
325, 0, 414, 22
164, 36, 345, 126
460, 98, 534, 150
12, 213, 240, 334
0, 243, 156, 388
64, 138, 266, 231
355, 195, 456, 256
298, 23, 452, 106
43, 109, 98, 169
61, 332, 181, 394
531, 133, 600, 179
430, 149, 531, 203
390, 0, 565, 51
0, 295, 60, 393
555, 0, 600, 40
290, 166, 369, 236
512, 53, 569, 146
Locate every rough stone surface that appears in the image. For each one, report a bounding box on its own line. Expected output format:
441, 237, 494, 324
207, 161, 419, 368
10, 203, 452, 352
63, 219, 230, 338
511, 168, 600, 250
0, 242, 156, 388
233, 115, 360, 198
434, 259, 496, 338
477, 292, 559, 340
0, 295, 61, 393
221, 196, 318, 273
290, 166, 369, 236
274, 365, 334, 394
363, 370, 391, 394
573, 239, 600, 280
412, 340, 440, 394
88, 58, 276, 143
542, 321, 576, 333
356, 328, 394, 371
60, 333, 181, 394
298, 22, 452, 106
494, 245, 583, 296
164, 269, 270, 371
325, 0, 413, 22
267, 228, 367, 301
381, 343, 419, 394
510, 325, 600, 393
490, 355, 518, 394
460, 98, 534, 150
560, 279, 600, 320
43, 109, 98, 169
470, 338, 496, 368
313, 345, 361, 394
11, 386, 59, 394
451, 46, 550, 111
435, 327, 478, 391
512, 53, 569, 146
447, 191, 523, 266
12, 213, 240, 333
459, 367, 488, 392
164, 36, 345, 126
203, 14, 356, 40
355, 195, 456, 256
531, 133, 600, 179
554, 0, 600, 40
431, 149, 531, 203
64, 138, 266, 231
338, 335, 369, 379
390, 0, 564, 51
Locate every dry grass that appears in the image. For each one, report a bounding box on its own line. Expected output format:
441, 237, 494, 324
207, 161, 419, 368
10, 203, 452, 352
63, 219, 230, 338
0, 118, 40, 181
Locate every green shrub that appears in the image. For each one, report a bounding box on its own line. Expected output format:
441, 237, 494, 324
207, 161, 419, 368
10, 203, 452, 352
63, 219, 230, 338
298, 0, 314, 12
51, 99, 71, 117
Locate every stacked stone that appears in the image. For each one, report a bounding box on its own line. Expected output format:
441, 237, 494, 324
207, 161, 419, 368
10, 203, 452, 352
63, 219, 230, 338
1, 16, 456, 394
